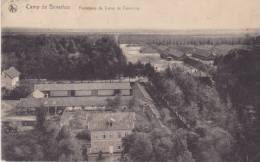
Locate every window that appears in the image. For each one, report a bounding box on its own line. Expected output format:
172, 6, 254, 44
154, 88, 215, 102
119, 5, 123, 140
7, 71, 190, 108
114, 89, 121, 95
103, 134, 106, 139
91, 90, 98, 96
70, 90, 75, 97
49, 107, 55, 115
117, 146, 121, 150
44, 91, 50, 97
118, 132, 121, 138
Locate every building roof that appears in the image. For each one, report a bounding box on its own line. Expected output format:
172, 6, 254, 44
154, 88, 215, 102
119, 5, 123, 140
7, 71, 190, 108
34, 82, 131, 91
2, 67, 20, 79
88, 112, 135, 131
140, 46, 158, 53
156, 45, 169, 52
167, 48, 184, 58
17, 96, 132, 108
30, 89, 45, 98
2, 116, 36, 122
192, 48, 213, 59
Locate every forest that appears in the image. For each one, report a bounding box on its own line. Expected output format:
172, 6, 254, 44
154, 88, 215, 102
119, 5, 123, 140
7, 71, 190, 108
2, 34, 156, 81
2, 35, 128, 80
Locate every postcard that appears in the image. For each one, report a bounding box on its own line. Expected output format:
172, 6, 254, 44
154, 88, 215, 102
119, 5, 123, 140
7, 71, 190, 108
1, 0, 260, 162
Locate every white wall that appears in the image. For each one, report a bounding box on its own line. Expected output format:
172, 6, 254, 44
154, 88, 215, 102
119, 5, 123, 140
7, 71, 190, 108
11, 77, 19, 87
75, 90, 92, 96
1, 74, 19, 89
50, 90, 69, 97
98, 90, 114, 96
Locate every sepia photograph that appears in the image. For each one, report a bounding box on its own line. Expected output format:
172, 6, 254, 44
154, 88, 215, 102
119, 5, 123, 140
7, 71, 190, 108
1, 0, 260, 162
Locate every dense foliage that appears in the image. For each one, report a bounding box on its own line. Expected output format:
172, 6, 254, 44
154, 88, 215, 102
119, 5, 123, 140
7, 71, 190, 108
2, 109, 78, 161
123, 39, 259, 162
2, 35, 156, 81
215, 43, 260, 162
2, 84, 31, 100
2, 35, 127, 80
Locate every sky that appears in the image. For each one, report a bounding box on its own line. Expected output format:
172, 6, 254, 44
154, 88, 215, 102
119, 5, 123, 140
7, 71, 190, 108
2, 0, 260, 30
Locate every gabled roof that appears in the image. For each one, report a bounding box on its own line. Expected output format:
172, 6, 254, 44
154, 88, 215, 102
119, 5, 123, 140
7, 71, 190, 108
88, 112, 135, 131
2, 67, 20, 79
34, 82, 131, 91
31, 89, 45, 98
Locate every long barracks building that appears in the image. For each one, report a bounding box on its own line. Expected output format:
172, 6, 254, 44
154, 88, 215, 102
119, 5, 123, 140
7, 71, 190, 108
15, 81, 133, 116
34, 81, 132, 97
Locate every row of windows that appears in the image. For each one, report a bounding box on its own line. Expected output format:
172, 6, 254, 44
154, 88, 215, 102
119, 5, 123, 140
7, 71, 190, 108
91, 145, 122, 153
94, 131, 129, 139
43, 89, 131, 97
22, 121, 35, 126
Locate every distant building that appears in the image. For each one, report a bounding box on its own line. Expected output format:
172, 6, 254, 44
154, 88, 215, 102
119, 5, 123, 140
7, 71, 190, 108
2, 100, 36, 133
34, 82, 132, 98
2, 116, 36, 133
88, 112, 135, 154
139, 46, 158, 54
1, 67, 20, 89
191, 48, 215, 61
165, 48, 185, 60
154, 45, 169, 53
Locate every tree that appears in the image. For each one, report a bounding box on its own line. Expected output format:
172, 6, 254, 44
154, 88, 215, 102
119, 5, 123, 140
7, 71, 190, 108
1, 133, 44, 161
56, 126, 71, 141
125, 133, 153, 162
97, 151, 105, 162
36, 107, 47, 132
106, 95, 121, 111
2, 85, 32, 100
76, 130, 90, 141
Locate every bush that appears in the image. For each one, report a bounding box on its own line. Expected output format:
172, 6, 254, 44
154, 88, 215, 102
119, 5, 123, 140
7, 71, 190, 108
75, 130, 90, 141
2, 85, 31, 100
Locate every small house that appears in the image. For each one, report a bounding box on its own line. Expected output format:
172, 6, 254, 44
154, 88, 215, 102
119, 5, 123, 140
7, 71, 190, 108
1, 67, 20, 89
